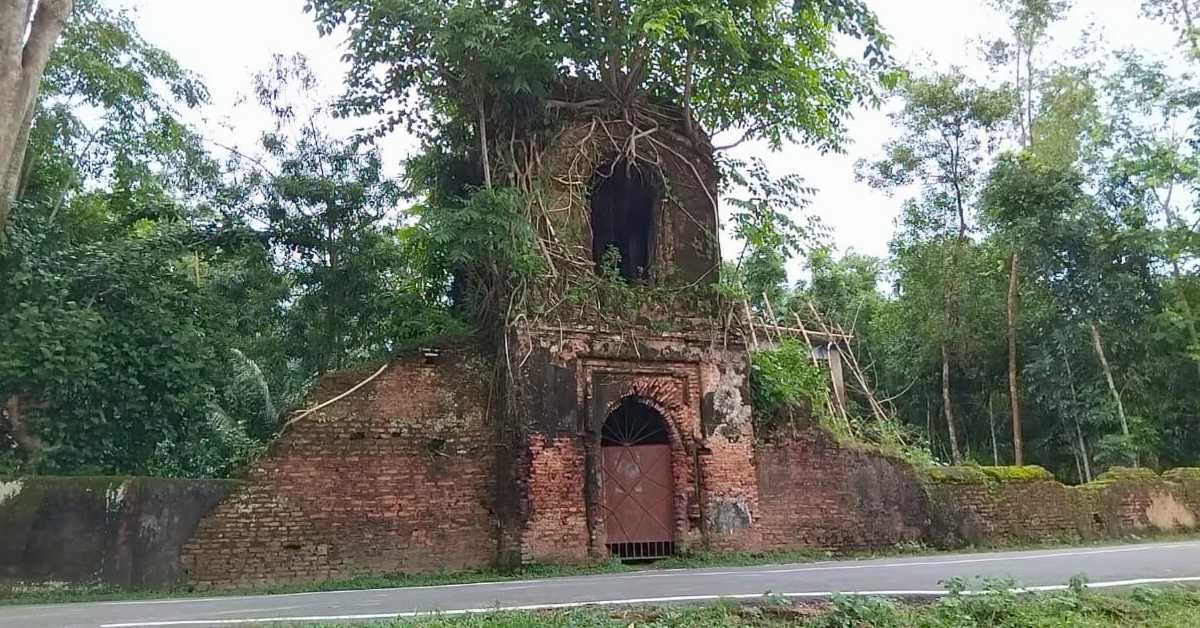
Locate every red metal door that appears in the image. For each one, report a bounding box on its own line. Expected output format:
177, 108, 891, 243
602, 443, 673, 559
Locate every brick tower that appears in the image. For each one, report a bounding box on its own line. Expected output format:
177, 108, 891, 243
496, 97, 762, 564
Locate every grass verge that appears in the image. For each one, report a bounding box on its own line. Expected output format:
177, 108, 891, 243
299, 582, 1200, 627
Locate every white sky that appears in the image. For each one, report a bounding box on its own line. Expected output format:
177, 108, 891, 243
123, 0, 1182, 265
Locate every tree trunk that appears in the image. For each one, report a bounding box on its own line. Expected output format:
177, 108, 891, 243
0, 0, 75, 240
4, 394, 46, 459
1181, 0, 1200, 57
1170, 260, 1200, 382
681, 44, 696, 145
1007, 252, 1024, 466
1075, 416, 1093, 482
477, 98, 492, 189
1089, 323, 1136, 466
1014, 43, 1027, 147
1025, 42, 1035, 148
1060, 342, 1092, 483
925, 396, 933, 450
941, 342, 962, 465
988, 393, 998, 466
1072, 444, 1083, 484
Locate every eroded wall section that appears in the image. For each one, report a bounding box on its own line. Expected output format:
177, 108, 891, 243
181, 350, 497, 590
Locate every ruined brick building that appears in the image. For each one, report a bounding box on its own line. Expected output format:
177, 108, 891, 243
178, 100, 930, 588
166, 95, 1200, 590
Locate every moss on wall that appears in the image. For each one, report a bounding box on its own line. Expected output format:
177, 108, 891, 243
919, 465, 1052, 485
1094, 467, 1159, 482
1164, 468, 1200, 482
980, 466, 1054, 482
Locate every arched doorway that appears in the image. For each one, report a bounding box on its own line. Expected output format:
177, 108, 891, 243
590, 162, 659, 282
600, 397, 674, 559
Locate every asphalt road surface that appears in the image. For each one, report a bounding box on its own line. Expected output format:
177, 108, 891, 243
4, 541, 1200, 628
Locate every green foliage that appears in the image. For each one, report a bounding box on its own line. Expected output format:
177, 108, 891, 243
2, 14, 471, 478
859, 69, 1016, 206
0, 221, 258, 477
20, 0, 216, 227
1141, 0, 1200, 57
816, 594, 904, 628
722, 156, 823, 313
302, 0, 895, 336
417, 185, 544, 328
6, 0, 1200, 486
316, 587, 1200, 626
305, 0, 892, 150
749, 340, 830, 434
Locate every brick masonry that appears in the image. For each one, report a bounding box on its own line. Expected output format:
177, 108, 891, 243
922, 467, 1200, 546
924, 475, 1078, 546
521, 435, 589, 564
180, 350, 499, 589
509, 325, 764, 560
754, 430, 929, 551
172, 335, 1200, 589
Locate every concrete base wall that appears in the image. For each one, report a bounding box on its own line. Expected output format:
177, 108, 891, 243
0, 477, 237, 587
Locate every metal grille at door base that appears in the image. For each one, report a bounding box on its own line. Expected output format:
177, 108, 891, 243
607, 541, 675, 561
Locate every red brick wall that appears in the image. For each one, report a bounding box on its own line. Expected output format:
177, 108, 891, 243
1164, 469, 1200, 516
925, 478, 1077, 546
181, 351, 497, 589
521, 435, 590, 563
754, 431, 929, 551
696, 360, 762, 552
176, 331, 1200, 590
926, 470, 1200, 546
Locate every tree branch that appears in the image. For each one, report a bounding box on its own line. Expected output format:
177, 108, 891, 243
4, 394, 48, 458
714, 123, 773, 151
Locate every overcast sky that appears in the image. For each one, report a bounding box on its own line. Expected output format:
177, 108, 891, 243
123, 0, 1182, 264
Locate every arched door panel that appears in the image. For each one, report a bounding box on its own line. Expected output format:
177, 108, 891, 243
600, 398, 674, 559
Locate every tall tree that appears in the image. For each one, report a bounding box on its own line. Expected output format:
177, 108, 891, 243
860, 70, 1014, 464
16, 0, 212, 233
2, 4, 294, 478
1102, 53, 1200, 380
1142, 0, 1200, 58
0, 0, 75, 239
226, 55, 457, 375
985, 0, 1070, 466
305, 0, 892, 153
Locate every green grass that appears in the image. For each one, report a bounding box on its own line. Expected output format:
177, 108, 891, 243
296, 584, 1200, 627
3, 534, 1199, 607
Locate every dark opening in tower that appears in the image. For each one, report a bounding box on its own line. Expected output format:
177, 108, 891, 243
591, 162, 659, 282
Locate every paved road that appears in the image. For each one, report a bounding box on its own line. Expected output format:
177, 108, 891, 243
4, 541, 1200, 628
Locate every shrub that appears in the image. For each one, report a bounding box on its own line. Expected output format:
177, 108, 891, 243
749, 339, 830, 434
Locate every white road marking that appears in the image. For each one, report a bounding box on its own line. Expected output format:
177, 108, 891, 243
205, 605, 306, 617
87, 540, 1200, 609
99, 576, 1200, 628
